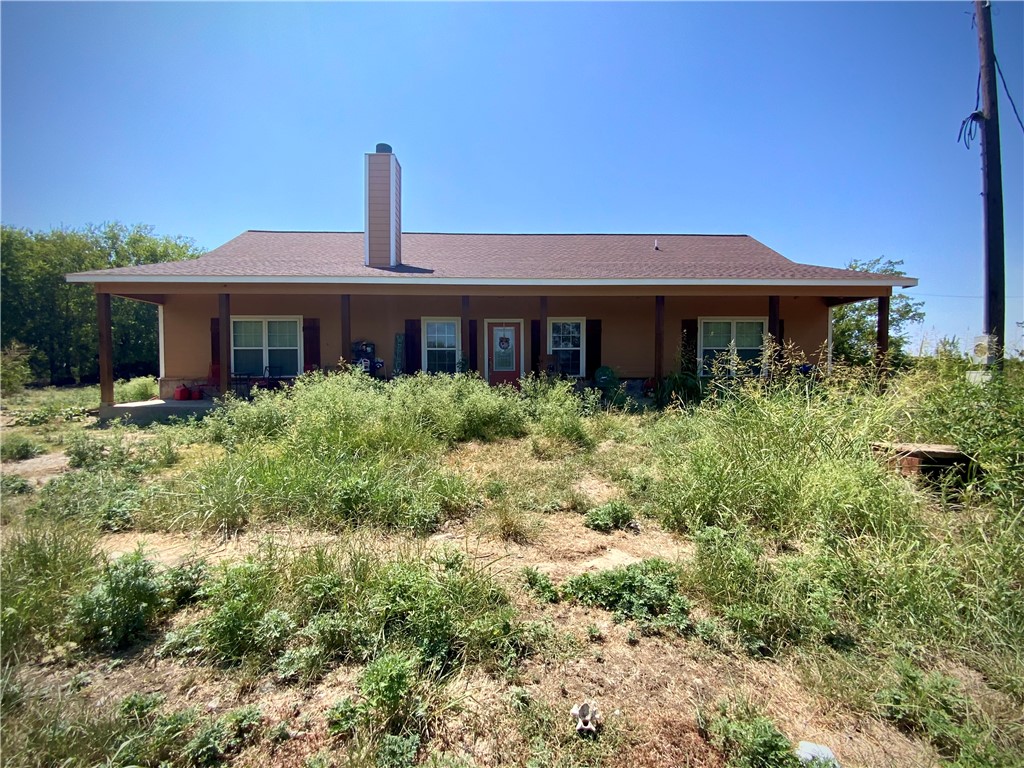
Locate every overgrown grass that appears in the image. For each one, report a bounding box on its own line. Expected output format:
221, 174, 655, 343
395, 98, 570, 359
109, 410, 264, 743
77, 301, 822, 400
3, 362, 1022, 766
161, 540, 543, 681
0, 520, 101, 664
148, 370, 596, 534
2, 376, 158, 411
0, 432, 44, 462
632, 366, 1024, 691
876, 657, 1020, 765
0, 529, 206, 663
31, 470, 146, 531
1, 686, 261, 768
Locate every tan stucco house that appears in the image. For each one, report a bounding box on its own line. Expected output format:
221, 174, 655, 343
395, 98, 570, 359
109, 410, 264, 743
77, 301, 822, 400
67, 144, 917, 406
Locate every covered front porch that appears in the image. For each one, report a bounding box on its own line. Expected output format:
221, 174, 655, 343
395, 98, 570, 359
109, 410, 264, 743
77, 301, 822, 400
91, 283, 895, 408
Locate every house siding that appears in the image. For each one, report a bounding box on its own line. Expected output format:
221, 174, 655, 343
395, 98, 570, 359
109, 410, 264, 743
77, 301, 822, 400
158, 292, 830, 391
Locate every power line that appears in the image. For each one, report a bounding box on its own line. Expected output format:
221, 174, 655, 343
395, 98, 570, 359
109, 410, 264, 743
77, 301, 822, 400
913, 293, 1024, 299
994, 55, 1024, 134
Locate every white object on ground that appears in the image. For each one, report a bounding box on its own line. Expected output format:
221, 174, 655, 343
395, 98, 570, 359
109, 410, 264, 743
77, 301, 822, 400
570, 701, 602, 735
795, 741, 840, 766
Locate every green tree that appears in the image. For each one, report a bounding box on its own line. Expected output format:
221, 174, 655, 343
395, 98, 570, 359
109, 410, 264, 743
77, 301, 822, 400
0, 223, 202, 383
831, 257, 925, 366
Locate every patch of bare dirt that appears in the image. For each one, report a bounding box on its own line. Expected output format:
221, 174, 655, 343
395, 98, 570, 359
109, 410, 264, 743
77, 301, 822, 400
98, 525, 346, 567
1, 451, 70, 486
509, 600, 938, 768
532, 512, 694, 580
572, 474, 619, 505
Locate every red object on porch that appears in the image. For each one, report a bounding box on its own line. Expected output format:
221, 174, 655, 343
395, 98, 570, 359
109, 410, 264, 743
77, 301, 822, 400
191, 387, 204, 400
173, 384, 191, 401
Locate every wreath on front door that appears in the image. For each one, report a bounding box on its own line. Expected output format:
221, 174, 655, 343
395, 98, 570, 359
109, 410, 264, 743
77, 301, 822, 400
498, 336, 511, 351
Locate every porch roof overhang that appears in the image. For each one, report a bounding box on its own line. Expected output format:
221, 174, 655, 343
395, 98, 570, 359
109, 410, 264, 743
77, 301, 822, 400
68, 274, 916, 289
73, 279, 908, 304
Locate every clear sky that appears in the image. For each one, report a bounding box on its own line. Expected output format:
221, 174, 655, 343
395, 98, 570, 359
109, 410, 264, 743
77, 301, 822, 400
2, 1, 1022, 353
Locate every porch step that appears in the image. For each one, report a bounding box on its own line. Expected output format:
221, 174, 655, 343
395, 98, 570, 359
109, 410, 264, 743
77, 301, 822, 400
99, 399, 216, 426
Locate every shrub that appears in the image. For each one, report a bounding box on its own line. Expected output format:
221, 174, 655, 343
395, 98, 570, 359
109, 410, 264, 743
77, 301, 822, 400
72, 548, 164, 650
118, 691, 165, 721
114, 375, 158, 403
326, 697, 365, 738
1, 342, 33, 396
522, 567, 560, 603
0, 433, 43, 462
563, 559, 691, 634
360, 652, 424, 735
698, 698, 799, 768
377, 733, 421, 768
582, 500, 635, 533
1, 473, 33, 495
162, 558, 209, 608
65, 430, 144, 473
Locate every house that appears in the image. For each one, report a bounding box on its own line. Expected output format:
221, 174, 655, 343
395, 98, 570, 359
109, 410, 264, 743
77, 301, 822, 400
67, 144, 917, 408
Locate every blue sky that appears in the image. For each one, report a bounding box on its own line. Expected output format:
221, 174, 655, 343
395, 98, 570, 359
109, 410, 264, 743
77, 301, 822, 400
3, 1, 1022, 352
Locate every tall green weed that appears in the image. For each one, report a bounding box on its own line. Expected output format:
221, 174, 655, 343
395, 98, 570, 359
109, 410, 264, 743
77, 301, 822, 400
161, 541, 539, 681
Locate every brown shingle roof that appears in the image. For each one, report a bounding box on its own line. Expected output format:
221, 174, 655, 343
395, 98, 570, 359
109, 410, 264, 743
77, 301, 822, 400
67, 231, 916, 286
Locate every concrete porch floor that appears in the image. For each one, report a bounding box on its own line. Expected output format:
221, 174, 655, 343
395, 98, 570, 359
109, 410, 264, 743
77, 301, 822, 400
99, 398, 217, 426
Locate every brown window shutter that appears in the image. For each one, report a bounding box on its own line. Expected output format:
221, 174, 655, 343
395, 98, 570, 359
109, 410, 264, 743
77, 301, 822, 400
405, 319, 421, 373
211, 318, 220, 366
530, 320, 541, 374
585, 319, 602, 379
681, 319, 699, 373
468, 319, 478, 373
303, 318, 321, 370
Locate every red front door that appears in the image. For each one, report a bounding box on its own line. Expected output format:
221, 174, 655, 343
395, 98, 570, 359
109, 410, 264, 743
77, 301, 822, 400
486, 321, 522, 386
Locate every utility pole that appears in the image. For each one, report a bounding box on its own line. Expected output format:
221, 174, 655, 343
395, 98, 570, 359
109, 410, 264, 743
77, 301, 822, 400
975, 0, 1006, 367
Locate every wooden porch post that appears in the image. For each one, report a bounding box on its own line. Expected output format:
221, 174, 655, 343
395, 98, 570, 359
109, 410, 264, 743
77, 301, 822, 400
340, 294, 352, 364
539, 296, 549, 373
876, 295, 890, 372
96, 292, 114, 407
461, 295, 471, 372
768, 295, 781, 346
218, 293, 231, 394
654, 295, 665, 380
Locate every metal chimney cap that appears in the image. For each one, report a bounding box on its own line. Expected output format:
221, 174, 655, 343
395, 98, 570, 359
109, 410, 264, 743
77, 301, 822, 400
375, 143, 393, 154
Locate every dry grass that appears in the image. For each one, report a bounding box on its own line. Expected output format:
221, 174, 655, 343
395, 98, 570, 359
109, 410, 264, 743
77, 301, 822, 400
5, 367, 1021, 768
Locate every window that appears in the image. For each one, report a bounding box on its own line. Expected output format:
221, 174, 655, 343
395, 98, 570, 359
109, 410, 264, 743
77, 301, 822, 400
422, 318, 461, 374
548, 318, 586, 377
699, 317, 766, 375
232, 317, 302, 377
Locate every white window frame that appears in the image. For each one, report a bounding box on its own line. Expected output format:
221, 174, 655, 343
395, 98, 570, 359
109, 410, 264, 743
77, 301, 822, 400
421, 316, 462, 374
547, 317, 587, 378
231, 315, 304, 377
697, 316, 767, 376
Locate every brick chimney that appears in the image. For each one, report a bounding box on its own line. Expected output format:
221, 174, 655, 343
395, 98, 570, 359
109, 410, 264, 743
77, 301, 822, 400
364, 143, 401, 268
